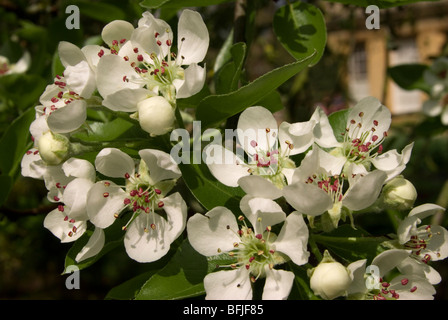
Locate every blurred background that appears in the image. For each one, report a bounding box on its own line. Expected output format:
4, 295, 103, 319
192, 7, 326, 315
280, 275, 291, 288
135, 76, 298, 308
1, 0, 448, 299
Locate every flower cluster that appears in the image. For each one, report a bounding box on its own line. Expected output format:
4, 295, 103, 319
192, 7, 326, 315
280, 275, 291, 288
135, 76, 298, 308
18, 9, 447, 301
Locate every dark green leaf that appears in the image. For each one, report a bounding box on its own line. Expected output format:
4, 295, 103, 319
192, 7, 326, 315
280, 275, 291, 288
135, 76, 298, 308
388, 64, 431, 94
196, 52, 316, 128
71, 1, 126, 23
140, 0, 235, 9
0, 74, 47, 110
135, 239, 208, 300
214, 42, 247, 94
273, 1, 327, 66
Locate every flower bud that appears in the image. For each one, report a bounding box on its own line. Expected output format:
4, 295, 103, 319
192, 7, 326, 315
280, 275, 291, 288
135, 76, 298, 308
37, 131, 70, 165
381, 176, 417, 211
137, 96, 175, 136
309, 251, 351, 300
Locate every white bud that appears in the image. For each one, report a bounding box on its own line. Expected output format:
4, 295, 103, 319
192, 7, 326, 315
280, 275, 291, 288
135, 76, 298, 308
309, 251, 351, 300
137, 96, 175, 136
37, 131, 70, 165
381, 176, 417, 210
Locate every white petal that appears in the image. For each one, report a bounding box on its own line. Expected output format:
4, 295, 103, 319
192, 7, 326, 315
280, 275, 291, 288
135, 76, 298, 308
81, 44, 103, 70
86, 181, 127, 228
75, 227, 105, 263
262, 269, 295, 300
348, 97, 391, 139
237, 106, 278, 155
95, 148, 135, 178
310, 107, 341, 148
47, 100, 87, 133
44, 208, 86, 243
96, 54, 142, 98
160, 192, 187, 243
177, 9, 209, 65
398, 257, 441, 285
101, 20, 134, 47
240, 195, 286, 234
102, 87, 151, 112
204, 269, 252, 300
273, 212, 310, 266
21, 149, 46, 179
283, 182, 333, 216
64, 60, 96, 98
347, 259, 368, 296
175, 63, 206, 99
426, 225, 448, 261
278, 121, 315, 155
11, 51, 30, 73
58, 41, 85, 67
63, 178, 94, 220
422, 99, 442, 117
204, 144, 250, 187
408, 203, 445, 219
390, 275, 435, 300
187, 207, 240, 257
371, 249, 410, 277
124, 212, 171, 263
138, 149, 181, 184
29, 116, 49, 143
62, 158, 96, 181
237, 175, 283, 200
342, 170, 387, 211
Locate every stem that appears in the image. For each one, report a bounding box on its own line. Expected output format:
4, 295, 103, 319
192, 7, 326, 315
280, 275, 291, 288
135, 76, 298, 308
308, 234, 323, 262
175, 105, 185, 130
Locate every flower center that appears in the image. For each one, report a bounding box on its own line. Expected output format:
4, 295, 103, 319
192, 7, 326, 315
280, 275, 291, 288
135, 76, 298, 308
340, 113, 387, 164
42, 74, 82, 116
216, 217, 285, 283
306, 173, 345, 209
239, 129, 296, 189
404, 225, 440, 264
0, 62, 10, 75
117, 172, 163, 233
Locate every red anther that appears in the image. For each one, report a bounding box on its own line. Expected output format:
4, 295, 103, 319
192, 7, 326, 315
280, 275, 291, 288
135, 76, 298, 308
255, 234, 263, 240
166, 39, 172, 46
120, 38, 126, 44
410, 286, 417, 293
54, 196, 60, 202
373, 120, 379, 126
158, 201, 164, 208
155, 189, 161, 194
103, 192, 109, 198
133, 47, 139, 53
58, 205, 64, 212
157, 40, 162, 46
154, 32, 160, 38
137, 54, 143, 62
112, 40, 118, 46
125, 173, 130, 179
130, 190, 137, 197
372, 135, 378, 142
98, 49, 104, 57
64, 216, 69, 221
401, 278, 409, 286
124, 198, 131, 205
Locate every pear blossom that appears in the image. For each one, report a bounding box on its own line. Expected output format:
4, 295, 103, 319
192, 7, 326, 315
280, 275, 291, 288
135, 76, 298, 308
422, 57, 448, 124
86, 148, 187, 263
347, 249, 436, 300
379, 176, 417, 211
283, 145, 387, 228
0, 52, 30, 76
96, 9, 208, 115
395, 203, 448, 284
315, 96, 414, 181
187, 195, 310, 300
309, 250, 352, 300
205, 106, 317, 199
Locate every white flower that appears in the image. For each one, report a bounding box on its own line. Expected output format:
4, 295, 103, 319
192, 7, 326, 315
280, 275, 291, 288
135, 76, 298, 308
96, 9, 208, 113
396, 203, 448, 284
0, 52, 30, 76
283, 145, 387, 227
316, 96, 414, 181
205, 106, 316, 198
86, 148, 186, 263
347, 249, 437, 300
309, 251, 352, 300
37, 131, 70, 165
42, 157, 104, 262
187, 195, 309, 300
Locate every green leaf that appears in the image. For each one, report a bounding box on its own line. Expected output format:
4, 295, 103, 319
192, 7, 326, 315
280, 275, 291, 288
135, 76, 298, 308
0, 107, 35, 180
388, 64, 431, 94
140, 0, 235, 9
196, 52, 316, 129
135, 239, 208, 300
312, 225, 389, 263
179, 161, 245, 214
273, 1, 327, 66
71, 1, 126, 23
324, 0, 439, 8
328, 108, 349, 143
214, 42, 247, 95
0, 74, 47, 110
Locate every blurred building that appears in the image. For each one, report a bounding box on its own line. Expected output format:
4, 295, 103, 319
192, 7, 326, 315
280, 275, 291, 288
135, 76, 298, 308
324, 0, 448, 114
